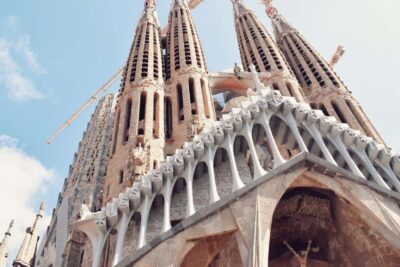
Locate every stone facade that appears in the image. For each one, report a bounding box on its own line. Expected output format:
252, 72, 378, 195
34, 94, 117, 267
31, 0, 400, 267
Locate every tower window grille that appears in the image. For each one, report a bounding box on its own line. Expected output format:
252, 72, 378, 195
181, 10, 192, 66
141, 25, 150, 78
152, 25, 159, 80
130, 27, 144, 82
188, 15, 202, 69
173, 11, 180, 70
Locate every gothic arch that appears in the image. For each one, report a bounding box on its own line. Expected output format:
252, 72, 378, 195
146, 194, 164, 243
170, 177, 188, 226
193, 162, 211, 211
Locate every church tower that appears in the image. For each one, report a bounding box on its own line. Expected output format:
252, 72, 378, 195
13, 203, 44, 267
0, 220, 13, 267
104, 0, 165, 202
231, 0, 306, 102
264, 2, 384, 143
164, 0, 216, 153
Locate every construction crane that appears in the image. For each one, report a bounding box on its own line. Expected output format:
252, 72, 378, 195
329, 45, 345, 68
46, 67, 124, 144
46, 0, 205, 144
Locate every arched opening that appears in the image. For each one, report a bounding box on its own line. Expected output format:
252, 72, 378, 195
286, 82, 299, 101
323, 138, 347, 170
299, 127, 322, 158
331, 100, 347, 124
268, 187, 400, 266
272, 83, 280, 91
180, 231, 238, 267
233, 135, 254, 181
270, 115, 301, 160
123, 99, 132, 142
213, 148, 234, 197
177, 84, 185, 121
138, 92, 147, 135
170, 178, 188, 226
119, 170, 124, 184
252, 123, 274, 171
153, 93, 160, 138
164, 97, 173, 139
345, 99, 369, 136
193, 162, 211, 211
123, 212, 141, 258
101, 231, 117, 267
146, 195, 164, 243
189, 78, 197, 115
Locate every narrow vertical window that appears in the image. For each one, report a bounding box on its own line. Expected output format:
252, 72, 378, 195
189, 78, 197, 115
119, 170, 124, 184
286, 82, 298, 100
112, 110, 120, 154
332, 101, 347, 123
201, 79, 210, 118
153, 93, 160, 138
177, 84, 184, 121
165, 97, 173, 139
138, 93, 147, 135
123, 99, 132, 142
272, 83, 279, 91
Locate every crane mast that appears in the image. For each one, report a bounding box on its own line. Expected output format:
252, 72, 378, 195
46, 67, 124, 144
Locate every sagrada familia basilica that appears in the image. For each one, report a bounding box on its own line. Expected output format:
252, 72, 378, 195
1, 0, 400, 266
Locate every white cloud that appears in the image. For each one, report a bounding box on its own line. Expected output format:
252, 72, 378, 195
0, 16, 46, 102
0, 38, 44, 101
16, 35, 46, 75
0, 135, 54, 265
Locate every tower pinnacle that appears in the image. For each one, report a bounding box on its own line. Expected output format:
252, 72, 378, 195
13, 203, 44, 267
0, 220, 14, 267
263, 0, 384, 143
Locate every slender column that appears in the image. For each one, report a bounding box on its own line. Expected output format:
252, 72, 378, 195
258, 113, 286, 168
112, 192, 131, 266
226, 134, 246, 189
285, 113, 308, 152
354, 150, 390, 189
162, 179, 173, 232
112, 212, 130, 266
332, 137, 365, 178
242, 122, 268, 178
186, 161, 196, 216
306, 124, 337, 165
206, 147, 221, 203
138, 196, 151, 248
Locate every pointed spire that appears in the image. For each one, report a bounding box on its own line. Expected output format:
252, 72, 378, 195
0, 220, 14, 267
13, 203, 44, 267
261, 0, 295, 42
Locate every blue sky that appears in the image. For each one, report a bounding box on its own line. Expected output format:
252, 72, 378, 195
1, 0, 400, 263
